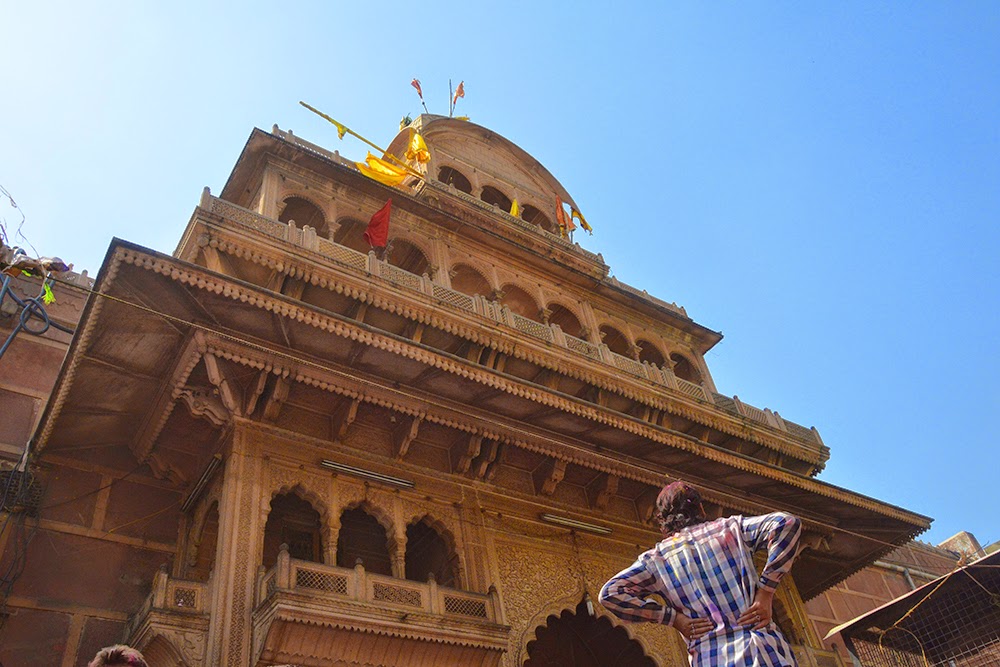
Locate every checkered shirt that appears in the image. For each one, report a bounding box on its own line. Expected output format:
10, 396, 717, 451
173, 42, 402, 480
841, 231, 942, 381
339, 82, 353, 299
600, 512, 802, 666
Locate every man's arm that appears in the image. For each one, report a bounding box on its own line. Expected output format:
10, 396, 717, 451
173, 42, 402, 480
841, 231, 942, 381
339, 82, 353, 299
599, 554, 675, 626
737, 512, 802, 629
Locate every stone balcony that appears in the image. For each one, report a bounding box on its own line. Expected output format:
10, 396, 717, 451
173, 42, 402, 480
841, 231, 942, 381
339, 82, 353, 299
122, 566, 210, 666
251, 548, 509, 667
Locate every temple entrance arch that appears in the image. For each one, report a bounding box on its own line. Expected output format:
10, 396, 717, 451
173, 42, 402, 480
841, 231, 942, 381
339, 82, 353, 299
524, 600, 660, 667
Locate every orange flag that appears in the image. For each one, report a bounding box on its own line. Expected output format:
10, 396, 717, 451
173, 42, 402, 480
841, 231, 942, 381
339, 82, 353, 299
364, 199, 392, 248
452, 81, 465, 105
411, 78, 423, 98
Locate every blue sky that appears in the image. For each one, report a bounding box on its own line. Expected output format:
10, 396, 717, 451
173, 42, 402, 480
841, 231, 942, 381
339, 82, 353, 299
4, 2, 997, 549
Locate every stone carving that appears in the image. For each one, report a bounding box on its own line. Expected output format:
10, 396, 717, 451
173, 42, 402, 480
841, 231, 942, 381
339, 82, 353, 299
178, 386, 231, 426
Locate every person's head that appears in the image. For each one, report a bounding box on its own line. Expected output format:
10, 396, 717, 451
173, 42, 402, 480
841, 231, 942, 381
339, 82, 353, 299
88, 645, 148, 667
655, 481, 706, 537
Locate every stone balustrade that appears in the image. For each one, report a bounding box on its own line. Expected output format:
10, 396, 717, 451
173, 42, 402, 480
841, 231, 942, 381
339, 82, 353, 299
202, 195, 824, 451
122, 566, 208, 644
256, 548, 501, 624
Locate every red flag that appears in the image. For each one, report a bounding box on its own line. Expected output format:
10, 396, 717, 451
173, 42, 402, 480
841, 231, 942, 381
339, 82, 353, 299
364, 199, 392, 248
452, 81, 465, 105
555, 196, 567, 231
411, 78, 423, 98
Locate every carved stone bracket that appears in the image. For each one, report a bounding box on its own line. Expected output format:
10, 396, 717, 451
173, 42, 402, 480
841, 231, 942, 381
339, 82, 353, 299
178, 387, 231, 427
262, 376, 290, 422
332, 398, 360, 442
472, 439, 504, 481
451, 433, 482, 474
393, 415, 423, 460
586, 474, 619, 511
532, 458, 567, 497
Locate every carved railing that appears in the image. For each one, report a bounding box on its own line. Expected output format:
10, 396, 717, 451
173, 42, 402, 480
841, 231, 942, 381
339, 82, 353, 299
123, 567, 208, 643
202, 195, 825, 450
256, 549, 501, 624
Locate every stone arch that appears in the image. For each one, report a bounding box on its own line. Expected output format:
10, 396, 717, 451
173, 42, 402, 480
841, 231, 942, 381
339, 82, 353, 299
333, 216, 370, 254
500, 283, 541, 321
522, 204, 556, 234
516, 583, 585, 662
669, 352, 701, 384
600, 324, 632, 357
184, 479, 222, 571
262, 489, 326, 567
636, 338, 667, 367
480, 185, 512, 212
336, 500, 398, 576
450, 263, 493, 297
546, 301, 585, 339
140, 632, 192, 667
404, 513, 462, 588
387, 236, 431, 276
524, 598, 659, 667
437, 165, 473, 194
278, 194, 329, 238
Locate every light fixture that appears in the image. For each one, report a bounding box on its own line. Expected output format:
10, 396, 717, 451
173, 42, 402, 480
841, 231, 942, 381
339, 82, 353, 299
540, 513, 612, 535
319, 459, 415, 488
181, 454, 223, 513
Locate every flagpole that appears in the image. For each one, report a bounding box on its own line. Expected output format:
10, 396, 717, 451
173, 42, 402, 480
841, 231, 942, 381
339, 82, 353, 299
299, 102, 424, 180
449, 79, 453, 117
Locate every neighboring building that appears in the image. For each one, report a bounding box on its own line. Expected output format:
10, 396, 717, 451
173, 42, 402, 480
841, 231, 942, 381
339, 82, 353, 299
0, 117, 934, 666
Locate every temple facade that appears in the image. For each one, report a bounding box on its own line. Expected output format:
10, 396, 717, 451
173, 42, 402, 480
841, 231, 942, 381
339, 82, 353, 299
0, 116, 933, 666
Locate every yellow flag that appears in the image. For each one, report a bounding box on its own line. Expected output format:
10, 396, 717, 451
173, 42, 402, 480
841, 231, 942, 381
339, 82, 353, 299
405, 129, 430, 164
356, 153, 409, 186
572, 208, 593, 234
510, 199, 520, 217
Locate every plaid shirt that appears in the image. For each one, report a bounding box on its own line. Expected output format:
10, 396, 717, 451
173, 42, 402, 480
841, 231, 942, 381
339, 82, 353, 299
600, 513, 802, 666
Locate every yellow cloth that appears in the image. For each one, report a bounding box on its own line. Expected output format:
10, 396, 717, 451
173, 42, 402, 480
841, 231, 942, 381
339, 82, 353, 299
356, 153, 409, 186
572, 208, 593, 233
510, 199, 520, 217
405, 130, 430, 164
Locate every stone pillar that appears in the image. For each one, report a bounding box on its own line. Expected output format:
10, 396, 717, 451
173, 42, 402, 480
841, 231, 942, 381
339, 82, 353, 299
257, 165, 282, 219
204, 423, 265, 666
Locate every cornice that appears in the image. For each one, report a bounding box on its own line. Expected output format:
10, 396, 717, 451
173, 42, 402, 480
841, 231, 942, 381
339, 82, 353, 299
192, 219, 824, 468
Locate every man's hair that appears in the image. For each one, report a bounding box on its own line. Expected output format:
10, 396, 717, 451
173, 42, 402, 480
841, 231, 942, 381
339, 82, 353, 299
88, 645, 148, 667
656, 481, 705, 536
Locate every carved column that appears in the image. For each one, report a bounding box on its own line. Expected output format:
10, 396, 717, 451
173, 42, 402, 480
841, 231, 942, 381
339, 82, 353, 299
257, 165, 282, 219
204, 422, 265, 666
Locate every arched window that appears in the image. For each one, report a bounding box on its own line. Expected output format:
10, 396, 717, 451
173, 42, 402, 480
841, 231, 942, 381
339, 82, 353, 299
522, 205, 556, 234
636, 339, 666, 367
450, 264, 492, 297
333, 217, 370, 254
500, 285, 540, 321
525, 599, 656, 666
279, 197, 328, 238
480, 186, 512, 212
262, 493, 323, 567
670, 353, 701, 384
387, 238, 430, 276
189, 502, 219, 582
547, 303, 584, 339
336, 506, 392, 576
600, 325, 631, 357
404, 518, 458, 587
438, 166, 472, 194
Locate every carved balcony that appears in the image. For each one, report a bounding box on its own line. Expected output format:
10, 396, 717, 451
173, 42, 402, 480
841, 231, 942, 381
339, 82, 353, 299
123, 566, 210, 666
251, 547, 509, 667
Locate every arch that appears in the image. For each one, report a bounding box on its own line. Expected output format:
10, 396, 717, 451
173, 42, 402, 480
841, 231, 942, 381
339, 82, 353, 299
524, 599, 658, 667
333, 216, 371, 254
480, 185, 512, 212
387, 237, 431, 276
336, 503, 394, 576
500, 284, 540, 321
522, 205, 556, 234
140, 633, 190, 667
546, 302, 584, 339
600, 324, 632, 357
669, 352, 702, 384
404, 515, 460, 588
188, 501, 219, 582
262, 491, 324, 567
636, 338, 666, 367
278, 196, 329, 238
437, 166, 472, 194
450, 263, 492, 297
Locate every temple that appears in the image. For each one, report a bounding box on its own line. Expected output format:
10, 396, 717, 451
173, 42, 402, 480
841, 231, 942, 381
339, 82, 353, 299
0, 115, 935, 665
